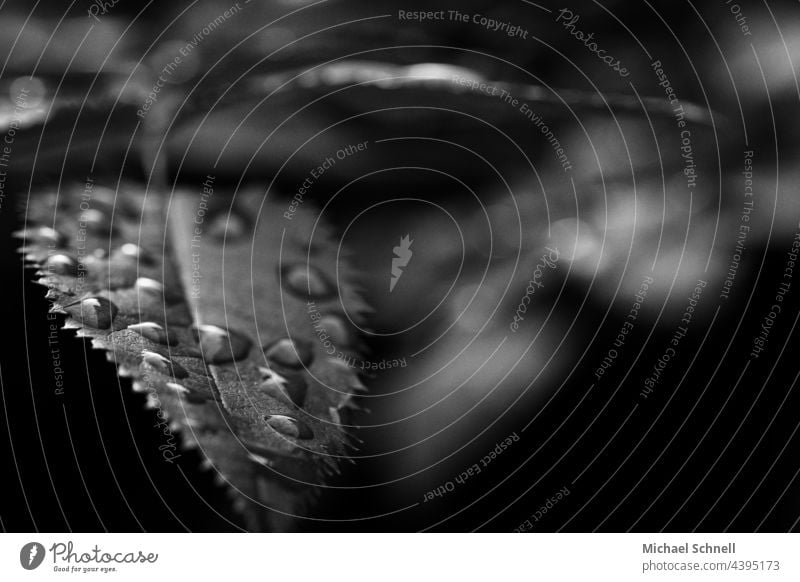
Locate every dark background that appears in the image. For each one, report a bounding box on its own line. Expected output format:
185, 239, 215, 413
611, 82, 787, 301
2, 0, 800, 532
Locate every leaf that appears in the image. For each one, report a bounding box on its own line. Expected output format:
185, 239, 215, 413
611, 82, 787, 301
17, 181, 367, 531
248, 60, 718, 125
166, 59, 722, 182
13, 57, 719, 532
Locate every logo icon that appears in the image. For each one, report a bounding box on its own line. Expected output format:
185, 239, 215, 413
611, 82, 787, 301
390, 234, 414, 292
20, 542, 45, 570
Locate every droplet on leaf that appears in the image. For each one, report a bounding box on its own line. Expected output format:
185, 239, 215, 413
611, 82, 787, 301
246, 450, 274, 468
263, 338, 313, 369
142, 350, 189, 378
281, 264, 334, 299
128, 322, 179, 346
83, 208, 112, 236
19, 226, 65, 247
264, 414, 314, 440
118, 243, 155, 266
206, 210, 248, 241
64, 297, 118, 329
193, 324, 252, 364
319, 314, 353, 348
44, 253, 80, 276
134, 277, 183, 304
166, 381, 189, 394
165, 381, 210, 403
256, 367, 307, 407
134, 277, 164, 294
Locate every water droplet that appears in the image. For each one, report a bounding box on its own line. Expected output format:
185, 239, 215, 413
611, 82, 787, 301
256, 367, 307, 407
264, 414, 313, 440
142, 350, 189, 378
120, 243, 139, 256
166, 382, 188, 394
64, 297, 118, 329
44, 254, 79, 276
20, 226, 65, 246
128, 322, 179, 346
134, 277, 163, 292
207, 211, 248, 241
193, 324, 252, 364
281, 264, 334, 299
244, 437, 290, 462
319, 314, 353, 348
248, 453, 271, 467
103, 261, 138, 290
118, 243, 155, 266
166, 382, 211, 404
263, 338, 313, 369
83, 208, 112, 235
134, 277, 183, 305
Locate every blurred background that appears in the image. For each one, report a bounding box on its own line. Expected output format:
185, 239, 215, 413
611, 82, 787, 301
2, 0, 800, 532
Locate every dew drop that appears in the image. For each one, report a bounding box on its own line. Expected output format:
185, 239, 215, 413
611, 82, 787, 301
89, 186, 117, 207
128, 322, 179, 346
142, 350, 189, 378
319, 314, 353, 348
119, 243, 141, 257
165, 382, 189, 394
186, 392, 209, 405
281, 264, 334, 299
134, 277, 164, 294
193, 324, 252, 364
134, 277, 183, 305
247, 451, 274, 468
104, 262, 138, 290
167, 381, 210, 404
20, 226, 65, 247
263, 338, 313, 369
206, 211, 248, 241
118, 243, 155, 266
263, 414, 313, 440
256, 367, 307, 407
44, 254, 80, 276
64, 297, 118, 329
83, 208, 112, 235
